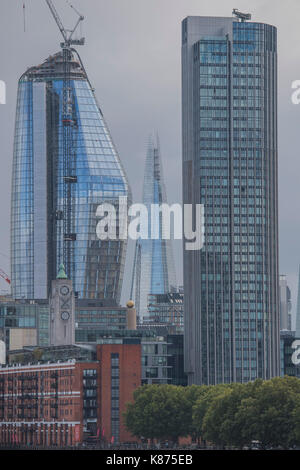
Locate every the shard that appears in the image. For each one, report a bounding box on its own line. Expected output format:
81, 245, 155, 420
130, 135, 177, 321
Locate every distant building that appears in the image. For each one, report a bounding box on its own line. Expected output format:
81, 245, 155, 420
77, 328, 187, 386
130, 135, 177, 321
141, 334, 170, 384
147, 292, 184, 333
0, 300, 49, 351
0, 342, 141, 446
279, 275, 292, 331
75, 301, 128, 337
142, 332, 187, 386
166, 334, 187, 386
280, 330, 300, 378
0, 298, 128, 355
0, 292, 185, 387
296, 266, 300, 338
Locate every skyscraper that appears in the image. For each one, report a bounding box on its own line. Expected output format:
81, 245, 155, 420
130, 135, 177, 321
11, 50, 130, 302
295, 266, 300, 337
279, 275, 292, 331
182, 13, 279, 384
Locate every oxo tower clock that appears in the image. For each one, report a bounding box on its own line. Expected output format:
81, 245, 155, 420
49, 265, 75, 346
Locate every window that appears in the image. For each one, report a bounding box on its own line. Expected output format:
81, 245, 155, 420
145, 368, 158, 378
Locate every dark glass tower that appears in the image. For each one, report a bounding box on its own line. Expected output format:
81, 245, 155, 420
11, 51, 130, 302
182, 15, 279, 384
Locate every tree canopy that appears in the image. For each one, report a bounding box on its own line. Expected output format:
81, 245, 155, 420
123, 376, 300, 448
123, 384, 191, 442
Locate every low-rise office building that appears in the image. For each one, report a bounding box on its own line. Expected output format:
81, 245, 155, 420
0, 299, 128, 355
76, 328, 187, 386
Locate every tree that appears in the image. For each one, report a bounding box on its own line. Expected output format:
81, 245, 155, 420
291, 394, 300, 446
184, 384, 209, 442
124, 384, 190, 443
201, 381, 259, 448
199, 377, 300, 449
234, 376, 300, 449
125, 377, 300, 449
192, 382, 236, 445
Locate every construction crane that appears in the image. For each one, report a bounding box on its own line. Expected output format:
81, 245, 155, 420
232, 9, 252, 22
45, 0, 85, 47
45, 0, 85, 278
0, 269, 10, 285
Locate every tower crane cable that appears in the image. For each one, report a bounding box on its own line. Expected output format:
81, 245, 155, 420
0, 269, 11, 285
65, 0, 83, 19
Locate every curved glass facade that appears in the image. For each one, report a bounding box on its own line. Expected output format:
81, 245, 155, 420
182, 17, 279, 384
11, 81, 34, 298
11, 51, 130, 302
131, 136, 177, 321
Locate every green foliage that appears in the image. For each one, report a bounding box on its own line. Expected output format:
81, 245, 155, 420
233, 376, 300, 448
184, 384, 209, 439
192, 383, 231, 439
123, 377, 300, 448
124, 384, 191, 442
201, 381, 259, 448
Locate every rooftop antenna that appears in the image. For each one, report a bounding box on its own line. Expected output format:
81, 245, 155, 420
232, 9, 252, 22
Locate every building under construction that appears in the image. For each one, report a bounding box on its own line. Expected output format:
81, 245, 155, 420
11, 1, 131, 302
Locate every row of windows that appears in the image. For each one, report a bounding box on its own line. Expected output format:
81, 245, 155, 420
111, 354, 120, 440
83, 369, 97, 377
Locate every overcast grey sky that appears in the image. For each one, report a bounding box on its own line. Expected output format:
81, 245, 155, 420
0, 0, 300, 324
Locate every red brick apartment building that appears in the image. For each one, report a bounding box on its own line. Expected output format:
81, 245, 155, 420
0, 342, 141, 446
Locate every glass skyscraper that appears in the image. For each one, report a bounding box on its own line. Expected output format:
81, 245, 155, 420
279, 274, 292, 331
295, 265, 300, 337
11, 50, 130, 302
182, 15, 279, 384
130, 135, 177, 321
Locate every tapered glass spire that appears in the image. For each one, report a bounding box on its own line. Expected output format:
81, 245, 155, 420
130, 135, 177, 321
295, 266, 300, 337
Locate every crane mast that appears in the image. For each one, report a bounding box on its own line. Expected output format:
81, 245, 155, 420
45, 0, 85, 279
